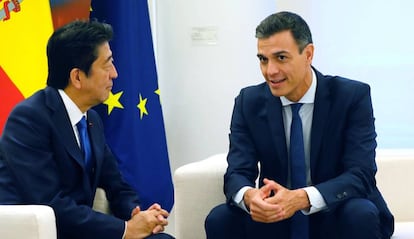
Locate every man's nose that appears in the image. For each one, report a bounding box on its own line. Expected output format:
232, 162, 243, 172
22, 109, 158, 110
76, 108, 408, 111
267, 60, 280, 75
111, 65, 118, 79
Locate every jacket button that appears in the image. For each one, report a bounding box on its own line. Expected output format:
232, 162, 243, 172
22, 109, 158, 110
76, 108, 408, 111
336, 192, 347, 199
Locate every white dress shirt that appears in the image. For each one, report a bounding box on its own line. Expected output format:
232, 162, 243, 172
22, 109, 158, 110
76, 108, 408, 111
58, 89, 85, 147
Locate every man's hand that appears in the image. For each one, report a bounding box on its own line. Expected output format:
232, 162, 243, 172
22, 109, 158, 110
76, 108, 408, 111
125, 203, 170, 239
244, 182, 281, 223
147, 203, 169, 234
244, 178, 310, 223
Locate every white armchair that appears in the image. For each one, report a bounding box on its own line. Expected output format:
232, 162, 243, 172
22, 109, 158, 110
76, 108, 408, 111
174, 154, 227, 239
0, 188, 109, 239
0, 205, 56, 239
174, 150, 414, 239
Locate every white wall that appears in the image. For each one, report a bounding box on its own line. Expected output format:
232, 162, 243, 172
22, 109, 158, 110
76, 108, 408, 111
154, 0, 276, 170
277, 0, 414, 149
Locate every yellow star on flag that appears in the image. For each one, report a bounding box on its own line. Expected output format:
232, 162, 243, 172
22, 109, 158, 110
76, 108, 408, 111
137, 93, 148, 119
104, 91, 124, 115
154, 88, 163, 104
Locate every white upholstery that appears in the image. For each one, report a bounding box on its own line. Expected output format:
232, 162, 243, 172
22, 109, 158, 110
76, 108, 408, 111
0, 189, 111, 239
0, 205, 56, 239
174, 150, 414, 239
92, 187, 111, 214
376, 149, 414, 238
174, 154, 227, 239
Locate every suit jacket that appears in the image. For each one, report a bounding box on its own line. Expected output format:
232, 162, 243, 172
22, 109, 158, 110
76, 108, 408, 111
0, 87, 140, 239
224, 68, 394, 237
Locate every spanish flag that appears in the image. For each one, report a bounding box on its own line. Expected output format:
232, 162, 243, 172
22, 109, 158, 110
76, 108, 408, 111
0, 0, 91, 134
0, 0, 53, 134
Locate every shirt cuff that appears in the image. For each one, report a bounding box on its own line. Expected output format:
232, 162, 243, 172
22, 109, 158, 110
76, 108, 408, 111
233, 186, 253, 213
302, 186, 327, 215
122, 221, 127, 239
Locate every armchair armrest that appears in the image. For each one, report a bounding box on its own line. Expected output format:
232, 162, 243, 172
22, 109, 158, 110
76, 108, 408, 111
0, 205, 56, 239
174, 153, 228, 239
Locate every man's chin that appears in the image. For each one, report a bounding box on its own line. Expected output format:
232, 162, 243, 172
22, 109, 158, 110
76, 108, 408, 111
267, 85, 284, 98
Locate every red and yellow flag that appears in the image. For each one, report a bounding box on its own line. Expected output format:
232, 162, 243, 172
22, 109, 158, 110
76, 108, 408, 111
0, 0, 91, 134
0, 0, 53, 134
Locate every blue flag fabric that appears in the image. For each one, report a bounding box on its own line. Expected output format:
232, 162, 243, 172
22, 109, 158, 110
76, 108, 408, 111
90, 1, 174, 212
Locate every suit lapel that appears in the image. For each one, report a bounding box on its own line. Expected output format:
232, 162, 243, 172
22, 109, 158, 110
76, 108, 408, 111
310, 71, 331, 173
85, 112, 104, 187
44, 87, 85, 169
263, 86, 289, 181
44, 87, 96, 200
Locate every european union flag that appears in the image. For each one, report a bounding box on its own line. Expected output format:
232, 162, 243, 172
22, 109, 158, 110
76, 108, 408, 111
91, 1, 174, 212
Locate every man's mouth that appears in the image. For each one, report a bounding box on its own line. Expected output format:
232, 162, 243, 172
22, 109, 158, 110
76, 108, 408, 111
270, 79, 285, 84
269, 78, 286, 87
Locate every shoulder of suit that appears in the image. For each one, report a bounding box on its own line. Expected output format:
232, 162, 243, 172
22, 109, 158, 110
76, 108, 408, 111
319, 74, 371, 98
239, 82, 268, 95
315, 68, 369, 88
11, 88, 49, 113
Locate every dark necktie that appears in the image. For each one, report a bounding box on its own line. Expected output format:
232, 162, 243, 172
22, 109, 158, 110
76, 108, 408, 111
289, 103, 309, 239
77, 116, 92, 172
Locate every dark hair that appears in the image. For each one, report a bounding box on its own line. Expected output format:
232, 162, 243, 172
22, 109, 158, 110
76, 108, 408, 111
255, 11, 313, 53
46, 20, 113, 89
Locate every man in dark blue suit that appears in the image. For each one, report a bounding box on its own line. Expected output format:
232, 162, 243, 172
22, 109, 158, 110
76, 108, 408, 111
205, 11, 394, 239
0, 20, 173, 239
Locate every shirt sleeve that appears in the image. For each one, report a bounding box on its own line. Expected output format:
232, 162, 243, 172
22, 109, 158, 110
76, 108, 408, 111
302, 186, 327, 215
122, 221, 127, 239
232, 186, 253, 213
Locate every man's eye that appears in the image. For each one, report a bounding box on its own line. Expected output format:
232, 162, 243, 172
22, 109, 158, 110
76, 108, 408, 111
277, 55, 287, 61
258, 56, 268, 63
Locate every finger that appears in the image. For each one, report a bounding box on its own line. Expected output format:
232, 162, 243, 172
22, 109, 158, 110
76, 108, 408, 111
156, 208, 170, 218
249, 199, 284, 223
262, 179, 285, 197
156, 214, 169, 227
263, 178, 272, 184
263, 178, 281, 189
250, 200, 280, 214
250, 203, 282, 223
152, 225, 164, 234
259, 182, 274, 198
148, 203, 161, 211
250, 197, 280, 217
251, 209, 285, 223
131, 206, 141, 217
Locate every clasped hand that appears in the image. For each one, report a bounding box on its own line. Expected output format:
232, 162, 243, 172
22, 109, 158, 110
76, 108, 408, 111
125, 203, 170, 239
244, 178, 310, 223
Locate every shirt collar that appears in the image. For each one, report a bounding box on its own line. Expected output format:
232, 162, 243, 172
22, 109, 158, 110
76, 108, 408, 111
58, 89, 85, 127
280, 68, 317, 106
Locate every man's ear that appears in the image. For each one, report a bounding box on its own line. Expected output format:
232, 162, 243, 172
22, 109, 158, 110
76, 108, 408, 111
69, 68, 82, 89
304, 43, 314, 63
